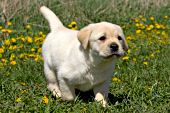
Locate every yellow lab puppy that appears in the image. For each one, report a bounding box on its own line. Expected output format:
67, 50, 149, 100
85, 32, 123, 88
40, 6, 128, 107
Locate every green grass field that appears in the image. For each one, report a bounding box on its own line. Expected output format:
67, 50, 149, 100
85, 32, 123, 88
0, 0, 170, 112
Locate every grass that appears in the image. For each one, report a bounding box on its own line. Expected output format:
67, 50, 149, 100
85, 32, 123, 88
0, 0, 170, 112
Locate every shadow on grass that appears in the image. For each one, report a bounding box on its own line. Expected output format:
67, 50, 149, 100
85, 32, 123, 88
75, 89, 129, 105
51, 89, 129, 105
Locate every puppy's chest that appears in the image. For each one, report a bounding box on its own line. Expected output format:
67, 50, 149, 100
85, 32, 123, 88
71, 69, 110, 91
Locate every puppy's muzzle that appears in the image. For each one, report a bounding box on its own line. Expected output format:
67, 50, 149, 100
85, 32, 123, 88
110, 43, 119, 53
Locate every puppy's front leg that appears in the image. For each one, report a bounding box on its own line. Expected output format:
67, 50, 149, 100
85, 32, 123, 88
93, 81, 109, 107
59, 79, 76, 101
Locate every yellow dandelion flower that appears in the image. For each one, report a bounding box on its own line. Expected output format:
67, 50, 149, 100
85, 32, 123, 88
1, 59, 7, 64
42, 34, 46, 38
71, 26, 77, 30
127, 36, 133, 41
10, 61, 16, 65
146, 27, 151, 31
150, 17, 154, 21
161, 31, 166, 36
112, 77, 121, 83
21, 90, 28, 94
140, 25, 146, 29
155, 24, 161, 29
9, 45, 13, 50
122, 56, 129, 61
12, 45, 17, 50
27, 36, 33, 43
21, 37, 26, 42
0, 26, 2, 30
38, 31, 44, 36
4, 39, 10, 46
136, 29, 141, 34
127, 49, 131, 54
34, 56, 39, 61
146, 25, 154, 31
34, 37, 41, 43
139, 23, 143, 27
19, 54, 25, 59
38, 48, 42, 53
7, 21, 12, 26
71, 21, 77, 25
1, 28, 12, 33
141, 17, 146, 22
20, 82, 27, 86
133, 58, 137, 62
156, 50, 160, 53
161, 25, 166, 30
135, 23, 140, 27
1, 29, 7, 33
0, 48, 4, 54
10, 54, 15, 61
143, 61, 148, 65
134, 18, 139, 23
149, 25, 154, 29
42, 95, 49, 104
16, 97, 22, 103
139, 15, 143, 18
28, 54, 35, 58
150, 53, 154, 57
145, 86, 152, 93
164, 16, 168, 19
11, 38, 16, 43
26, 25, 31, 29
68, 21, 78, 30
156, 31, 161, 35
31, 48, 35, 52
6, 29, 12, 33
158, 40, 164, 44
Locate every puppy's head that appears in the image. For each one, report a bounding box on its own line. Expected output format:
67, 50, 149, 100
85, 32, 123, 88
78, 22, 128, 59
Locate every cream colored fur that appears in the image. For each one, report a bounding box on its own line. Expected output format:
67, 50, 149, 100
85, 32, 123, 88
40, 6, 128, 107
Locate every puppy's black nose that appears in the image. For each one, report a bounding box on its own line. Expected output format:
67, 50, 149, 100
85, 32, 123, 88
110, 43, 118, 52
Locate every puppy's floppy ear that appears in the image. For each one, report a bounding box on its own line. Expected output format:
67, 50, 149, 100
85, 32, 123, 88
77, 25, 92, 49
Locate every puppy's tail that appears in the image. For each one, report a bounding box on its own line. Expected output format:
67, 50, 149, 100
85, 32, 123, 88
40, 6, 63, 32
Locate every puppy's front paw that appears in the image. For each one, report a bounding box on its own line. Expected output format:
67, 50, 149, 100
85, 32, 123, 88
52, 90, 62, 98
95, 93, 108, 107
47, 84, 61, 98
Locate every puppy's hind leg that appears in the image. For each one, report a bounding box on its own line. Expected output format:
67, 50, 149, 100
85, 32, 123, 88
44, 63, 61, 98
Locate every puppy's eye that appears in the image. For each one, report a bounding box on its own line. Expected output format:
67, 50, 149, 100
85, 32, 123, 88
118, 36, 122, 40
99, 36, 106, 41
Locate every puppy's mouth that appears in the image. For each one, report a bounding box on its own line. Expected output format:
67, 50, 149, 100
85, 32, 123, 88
102, 53, 123, 59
